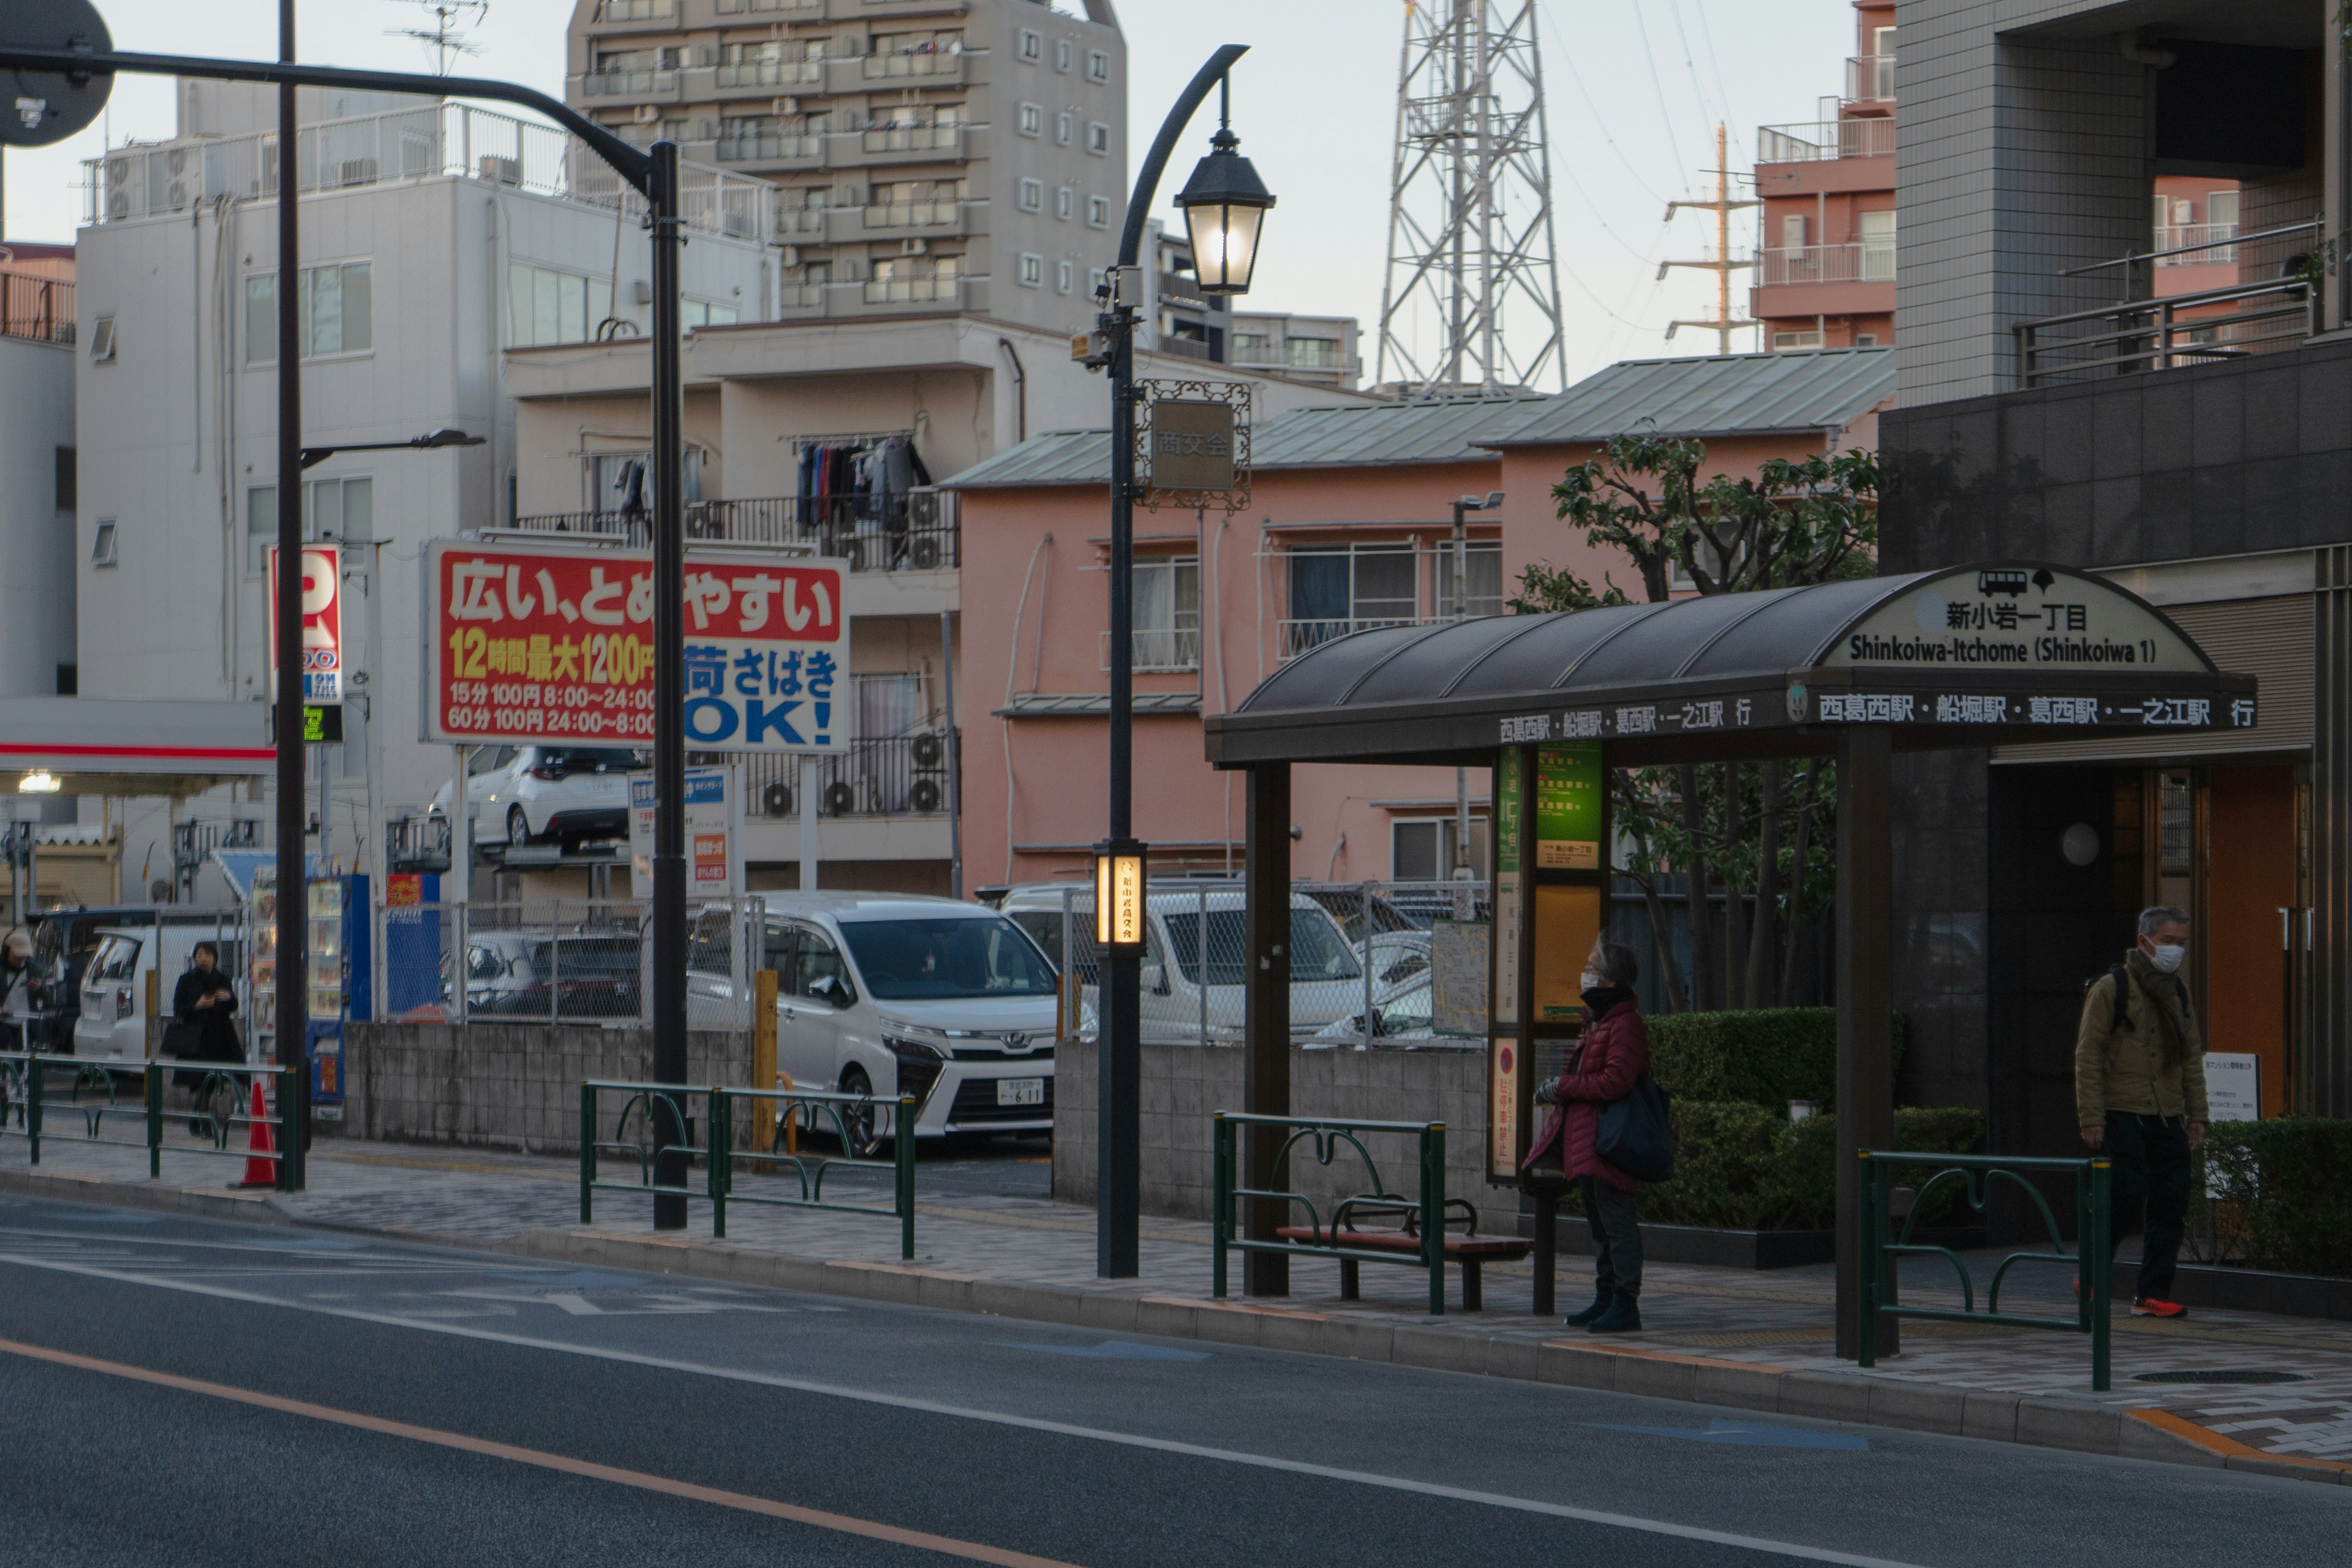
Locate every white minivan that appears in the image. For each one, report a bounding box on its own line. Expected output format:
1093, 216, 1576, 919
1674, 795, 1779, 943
73, 923, 247, 1063
759, 893, 1061, 1148
995, 884, 1364, 1045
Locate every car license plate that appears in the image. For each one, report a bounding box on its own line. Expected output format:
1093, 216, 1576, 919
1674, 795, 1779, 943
997, 1077, 1044, 1107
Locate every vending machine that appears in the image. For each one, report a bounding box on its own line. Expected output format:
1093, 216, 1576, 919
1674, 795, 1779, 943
303, 874, 370, 1117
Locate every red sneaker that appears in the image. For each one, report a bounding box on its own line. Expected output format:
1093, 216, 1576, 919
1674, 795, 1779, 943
2132, 1297, 2188, 1319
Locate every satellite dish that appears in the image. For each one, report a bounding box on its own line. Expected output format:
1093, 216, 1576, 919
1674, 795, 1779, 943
0, 0, 114, 149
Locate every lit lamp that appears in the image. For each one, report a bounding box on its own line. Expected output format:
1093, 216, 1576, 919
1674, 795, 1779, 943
1093, 839, 1148, 953
18, 771, 61, 794
1174, 115, 1275, 296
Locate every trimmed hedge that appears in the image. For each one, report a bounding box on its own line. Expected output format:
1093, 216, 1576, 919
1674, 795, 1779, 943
2198, 1118, 2352, 1279
1611, 1101, 1985, 1231
1646, 1007, 1907, 1110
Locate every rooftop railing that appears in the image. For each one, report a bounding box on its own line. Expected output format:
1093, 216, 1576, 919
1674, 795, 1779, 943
0, 271, 73, 345
2017, 275, 2317, 388
1757, 118, 1894, 165
84, 100, 771, 243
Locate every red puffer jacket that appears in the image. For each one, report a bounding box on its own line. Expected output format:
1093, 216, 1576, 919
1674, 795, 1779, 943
1521, 998, 1651, 1193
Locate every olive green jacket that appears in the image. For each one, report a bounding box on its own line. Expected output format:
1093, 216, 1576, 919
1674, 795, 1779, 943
2075, 962, 2208, 1128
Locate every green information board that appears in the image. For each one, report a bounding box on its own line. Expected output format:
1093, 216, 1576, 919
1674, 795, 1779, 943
1535, 742, 1602, 869
1495, 746, 1523, 875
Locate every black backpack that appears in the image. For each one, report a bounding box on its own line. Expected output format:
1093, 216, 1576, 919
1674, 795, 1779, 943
2086, 962, 2130, 1033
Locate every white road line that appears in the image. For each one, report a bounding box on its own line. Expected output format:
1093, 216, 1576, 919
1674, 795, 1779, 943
0, 1246, 1936, 1568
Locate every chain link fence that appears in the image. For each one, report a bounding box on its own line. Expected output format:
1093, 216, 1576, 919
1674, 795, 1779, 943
379, 897, 768, 1030
993, 880, 1488, 1050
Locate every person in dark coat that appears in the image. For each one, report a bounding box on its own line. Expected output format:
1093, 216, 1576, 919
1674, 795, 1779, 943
170, 943, 241, 1106
1524, 940, 1651, 1334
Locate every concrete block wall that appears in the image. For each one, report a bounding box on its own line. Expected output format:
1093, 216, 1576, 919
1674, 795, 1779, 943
1054, 1042, 1491, 1224
344, 1023, 752, 1154
1897, 1, 2157, 406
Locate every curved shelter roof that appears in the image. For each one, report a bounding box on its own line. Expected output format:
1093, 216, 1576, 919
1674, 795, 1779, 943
1204, 563, 2258, 768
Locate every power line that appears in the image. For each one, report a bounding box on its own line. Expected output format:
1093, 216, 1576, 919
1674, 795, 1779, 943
1537, 2, 1670, 207
1623, 0, 1692, 196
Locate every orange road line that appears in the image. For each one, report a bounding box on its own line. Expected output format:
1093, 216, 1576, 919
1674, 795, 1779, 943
0, 1335, 1085, 1568
2128, 1408, 2352, 1476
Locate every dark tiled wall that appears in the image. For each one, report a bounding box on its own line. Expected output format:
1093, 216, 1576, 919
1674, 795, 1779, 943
1881, 337, 2352, 573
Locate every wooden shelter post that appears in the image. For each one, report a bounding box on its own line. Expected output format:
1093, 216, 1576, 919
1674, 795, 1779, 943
1835, 725, 1898, 1358
1243, 761, 1292, 1297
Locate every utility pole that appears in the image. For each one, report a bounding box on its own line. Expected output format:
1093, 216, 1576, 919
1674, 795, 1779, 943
274, 0, 309, 1191
1660, 123, 1760, 353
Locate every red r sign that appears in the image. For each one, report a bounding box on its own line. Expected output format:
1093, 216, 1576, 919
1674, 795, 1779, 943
267, 545, 343, 705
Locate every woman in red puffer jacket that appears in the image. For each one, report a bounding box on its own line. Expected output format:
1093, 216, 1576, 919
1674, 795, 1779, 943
1521, 940, 1649, 1333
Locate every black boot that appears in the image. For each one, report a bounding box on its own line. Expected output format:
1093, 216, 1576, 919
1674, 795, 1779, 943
1563, 1284, 1611, 1327
1586, 1291, 1643, 1334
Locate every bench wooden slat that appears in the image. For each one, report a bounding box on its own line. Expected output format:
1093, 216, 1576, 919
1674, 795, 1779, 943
1275, 1226, 1531, 1259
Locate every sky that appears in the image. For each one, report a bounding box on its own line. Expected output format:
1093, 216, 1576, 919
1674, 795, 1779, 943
1, 0, 1855, 389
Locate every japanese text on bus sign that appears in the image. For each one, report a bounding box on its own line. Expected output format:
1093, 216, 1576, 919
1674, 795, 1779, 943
267, 545, 343, 706
423, 541, 850, 751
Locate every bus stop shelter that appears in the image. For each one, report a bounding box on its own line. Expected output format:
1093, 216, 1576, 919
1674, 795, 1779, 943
1203, 562, 2257, 1354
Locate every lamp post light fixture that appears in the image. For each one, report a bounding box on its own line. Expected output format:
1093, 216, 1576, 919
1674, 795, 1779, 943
17, 772, 60, 794
300, 427, 483, 470
1088, 44, 1270, 1279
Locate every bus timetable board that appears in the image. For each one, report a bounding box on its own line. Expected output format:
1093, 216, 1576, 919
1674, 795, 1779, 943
423, 540, 850, 752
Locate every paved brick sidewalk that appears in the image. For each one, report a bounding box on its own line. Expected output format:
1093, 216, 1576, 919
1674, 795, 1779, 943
5, 1129, 2350, 1478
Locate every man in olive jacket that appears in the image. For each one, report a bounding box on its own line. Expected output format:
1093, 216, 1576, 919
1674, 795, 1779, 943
2075, 905, 2207, 1319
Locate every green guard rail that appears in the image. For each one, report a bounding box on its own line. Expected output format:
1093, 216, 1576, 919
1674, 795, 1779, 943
578, 1079, 918, 1259
1211, 1110, 1448, 1316
1857, 1148, 2113, 1391
0, 1050, 294, 1184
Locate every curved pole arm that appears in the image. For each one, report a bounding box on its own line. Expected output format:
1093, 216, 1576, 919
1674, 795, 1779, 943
1116, 43, 1249, 269
0, 45, 654, 192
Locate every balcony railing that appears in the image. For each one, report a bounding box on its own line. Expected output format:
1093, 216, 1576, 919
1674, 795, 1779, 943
718, 0, 818, 12
511, 489, 960, 573
716, 134, 820, 162
2154, 223, 2237, 266
737, 733, 960, 819
777, 206, 827, 235
1278, 615, 1442, 660
596, 0, 675, 18
85, 101, 770, 242
863, 200, 960, 228
863, 274, 959, 304
1757, 118, 1894, 164
2017, 275, 2317, 388
777, 283, 826, 309
716, 59, 823, 89
1099, 628, 1202, 674
1845, 53, 1893, 103
1758, 242, 1896, 287
579, 69, 677, 96
864, 50, 962, 79
0, 272, 74, 345
863, 124, 962, 154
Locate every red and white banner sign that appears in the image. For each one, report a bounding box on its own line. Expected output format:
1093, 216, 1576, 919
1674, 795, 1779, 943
423, 540, 850, 750
266, 545, 344, 705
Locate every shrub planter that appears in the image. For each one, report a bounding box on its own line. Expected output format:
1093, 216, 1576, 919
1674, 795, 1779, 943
1521, 1213, 1985, 1270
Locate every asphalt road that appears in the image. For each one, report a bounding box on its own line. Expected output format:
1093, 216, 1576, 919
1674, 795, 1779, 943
0, 1193, 2340, 1568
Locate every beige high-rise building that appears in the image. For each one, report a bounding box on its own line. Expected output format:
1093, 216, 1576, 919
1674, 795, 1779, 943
566, 0, 1125, 330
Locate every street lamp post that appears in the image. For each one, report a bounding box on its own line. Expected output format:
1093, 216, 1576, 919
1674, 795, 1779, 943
1089, 46, 1273, 1278
1449, 492, 1502, 886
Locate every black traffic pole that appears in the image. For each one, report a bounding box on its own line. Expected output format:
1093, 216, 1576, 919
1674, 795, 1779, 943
273, 0, 306, 1191
0, 39, 673, 1203
647, 142, 690, 1231
1096, 43, 1249, 1278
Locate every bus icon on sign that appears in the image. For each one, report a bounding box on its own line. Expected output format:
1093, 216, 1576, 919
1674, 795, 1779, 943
1977, 570, 2031, 597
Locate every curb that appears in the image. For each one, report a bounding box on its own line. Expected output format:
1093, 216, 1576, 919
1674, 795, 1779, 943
5, 1166, 2340, 1488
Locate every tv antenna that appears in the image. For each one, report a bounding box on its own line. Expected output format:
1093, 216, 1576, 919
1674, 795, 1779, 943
386, 1, 489, 77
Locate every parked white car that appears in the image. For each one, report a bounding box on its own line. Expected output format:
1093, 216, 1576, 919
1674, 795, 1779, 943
1310, 973, 1439, 1046
429, 744, 641, 848
754, 894, 1061, 1148
995, 884, 1364, 1044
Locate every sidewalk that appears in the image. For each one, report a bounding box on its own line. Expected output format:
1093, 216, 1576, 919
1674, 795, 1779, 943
3, 1129, 2348, 1486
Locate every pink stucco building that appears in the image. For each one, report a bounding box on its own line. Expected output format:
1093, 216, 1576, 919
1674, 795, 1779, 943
941, 348, 1894, 892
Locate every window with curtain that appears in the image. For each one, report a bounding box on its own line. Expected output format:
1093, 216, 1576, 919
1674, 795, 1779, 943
1131, 556, 1200, 670
246, 260, 374, 363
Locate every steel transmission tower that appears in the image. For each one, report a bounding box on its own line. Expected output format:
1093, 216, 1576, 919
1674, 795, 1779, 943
1374, 0, 1566, 399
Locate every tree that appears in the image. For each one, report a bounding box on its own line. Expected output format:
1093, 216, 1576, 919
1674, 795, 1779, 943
1517, 435, 1879, 1010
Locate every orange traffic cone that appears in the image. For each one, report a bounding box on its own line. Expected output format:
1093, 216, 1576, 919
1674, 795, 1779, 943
233, 1079, 276, 1189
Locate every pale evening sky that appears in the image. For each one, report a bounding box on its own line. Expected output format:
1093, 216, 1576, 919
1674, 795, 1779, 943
1, 1, 1855, 388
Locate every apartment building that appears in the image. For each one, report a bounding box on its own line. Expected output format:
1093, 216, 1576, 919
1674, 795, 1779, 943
1875, 1, 2351, 1139
70, 83, 769, 899
566, 0, 1123, 330
0, 243, 76, 703
1230, 309, 1362, 392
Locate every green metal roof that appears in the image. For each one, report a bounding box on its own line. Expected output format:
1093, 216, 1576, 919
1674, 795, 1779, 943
939, 347, 1894, 491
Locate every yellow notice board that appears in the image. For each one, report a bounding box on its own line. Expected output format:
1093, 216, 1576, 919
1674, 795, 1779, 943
1533, 882, 1603, 1022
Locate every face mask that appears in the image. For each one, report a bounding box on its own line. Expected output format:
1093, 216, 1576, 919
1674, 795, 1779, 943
2147, 942, 2185, 975
1580, 970, 1605, 992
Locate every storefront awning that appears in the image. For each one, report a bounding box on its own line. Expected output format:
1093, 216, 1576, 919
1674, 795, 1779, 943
1205, 562, 2258, 768
0, 696, 277, 796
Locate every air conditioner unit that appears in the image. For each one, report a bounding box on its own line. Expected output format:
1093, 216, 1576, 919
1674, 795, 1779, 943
107, 190, 132, 221
105, 156, 132, 190
899, 237, 927, 256
634, 104, 659, 124
168, 146, 189, 176
478, 155, 522, 186
166, 179, 192, 211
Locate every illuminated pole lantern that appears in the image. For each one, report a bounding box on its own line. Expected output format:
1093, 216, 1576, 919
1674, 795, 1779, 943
1093, 839, 1148, 954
